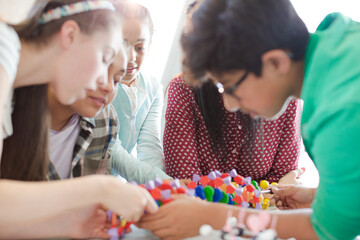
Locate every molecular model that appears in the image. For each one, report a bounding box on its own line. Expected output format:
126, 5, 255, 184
107, 169, 277, 239
194, 210, 295, 240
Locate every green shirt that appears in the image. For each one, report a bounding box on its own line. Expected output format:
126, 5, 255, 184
302, 13, 360, 240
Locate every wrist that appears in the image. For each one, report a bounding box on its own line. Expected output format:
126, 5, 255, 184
203, 202, 228, 230
91, 175, 117, 206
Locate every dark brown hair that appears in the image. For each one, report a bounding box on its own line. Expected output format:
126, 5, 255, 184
1, 0, 120, 181
181, 0, 309, 83
1, 85, 50, 180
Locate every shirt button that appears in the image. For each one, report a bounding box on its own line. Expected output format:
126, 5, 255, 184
238, 125, 242, 130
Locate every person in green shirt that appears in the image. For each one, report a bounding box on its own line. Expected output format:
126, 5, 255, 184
138, 0, 360, 239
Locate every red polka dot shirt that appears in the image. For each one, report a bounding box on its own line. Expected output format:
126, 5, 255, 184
164, 74, 301, 183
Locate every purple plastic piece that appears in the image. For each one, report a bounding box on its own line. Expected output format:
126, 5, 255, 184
254, 189, 261, 197
229, 169, 238, 178
241, 201, 250, 208
186, 189, 195, 197
192, 174, 201, 183
208, 171, 216, 180
255, 203, 262, 210
223, 176, 231, 185
106, 210, 112, 221
110, 237, 119, 240
145, 180, 155, 190
243, 177, 251, 185
129, 181, 138, 185
108, 228, 119, 237
235, 187, 243, 196
171, 179, 180, 189
161, 189, 171, 200
215, 170, 222, 177
154, 177, 163, 187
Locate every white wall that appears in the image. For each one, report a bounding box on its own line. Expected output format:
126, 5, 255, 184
0, 0, 37, 24
291, 0, 360, 32
132, 0, 188, 87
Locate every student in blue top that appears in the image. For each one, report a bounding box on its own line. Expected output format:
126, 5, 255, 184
111, 0, 170, 183
138, 0, 360, 239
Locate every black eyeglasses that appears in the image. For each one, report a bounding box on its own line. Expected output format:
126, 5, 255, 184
216, 71, 249, 97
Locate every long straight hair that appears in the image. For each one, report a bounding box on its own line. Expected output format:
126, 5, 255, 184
1, 0, 121, 180
1, 85, 50, 180
193, 80, 261, 162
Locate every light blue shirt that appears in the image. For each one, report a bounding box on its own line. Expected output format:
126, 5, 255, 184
111, 72, 171, 184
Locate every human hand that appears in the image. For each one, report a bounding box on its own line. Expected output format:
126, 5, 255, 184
1, 204, 112, 239
278, 168, 305, 185
67, 204, 111, 239
103, 179, 158, 222
271, 185, 316, 209
137, 194, 208, 240
179, 178, 191, 186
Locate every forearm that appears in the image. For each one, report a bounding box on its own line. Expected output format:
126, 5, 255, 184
115, 156, 170, 183
204, 203, 317, 240
0, 175, 108, 224
276, 209, 317, 239
0, 211, 74, 239
112, 143, 170, 183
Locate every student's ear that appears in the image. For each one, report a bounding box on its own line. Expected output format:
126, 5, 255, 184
261, 50, 291, 74
59, 20, 81, 50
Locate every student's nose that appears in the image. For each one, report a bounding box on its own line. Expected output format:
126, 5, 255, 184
101, 74, 116, 94
97, 70, 108, 89
128, 47, 136, 63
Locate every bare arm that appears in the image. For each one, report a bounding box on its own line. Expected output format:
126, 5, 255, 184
0, 175, 158, 225
0, 204, 109, 239
139, 196, 318, 240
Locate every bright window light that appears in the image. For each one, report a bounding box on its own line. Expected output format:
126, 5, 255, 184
131, 0, 186, 81
291, 0, 360, 32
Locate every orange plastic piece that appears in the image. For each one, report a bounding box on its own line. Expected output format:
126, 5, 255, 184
246, 184, 255, 192
221, 173, 230, 178
226, 184, 236, 194
253, 195, 260, 203
234, 175, 244, 185
213, 177, 223, 187
233, 195, 243, 204
208, 179, 215, 187
117, 226, 124, 235
160, 183, 172, 190
187, 181, 197, 189
150, 188, 161, 200
200, 176, 209, 186
241, 189, 248, 202
111, 212, 117, 227
177, 187, 186, 194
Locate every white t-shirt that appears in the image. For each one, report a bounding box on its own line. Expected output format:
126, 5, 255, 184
0, 22, 21, 139
49, 114, 81, 179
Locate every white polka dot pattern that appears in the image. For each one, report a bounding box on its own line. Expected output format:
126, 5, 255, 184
163, 74, 301, 183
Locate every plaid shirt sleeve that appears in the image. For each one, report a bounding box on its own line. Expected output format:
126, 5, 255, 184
47, 105, 119, 180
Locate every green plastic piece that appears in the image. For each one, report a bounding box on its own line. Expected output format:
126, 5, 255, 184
251, 180, 260, 190
219, 191, 229, 203
204, 186, 214, 202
